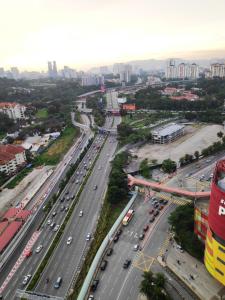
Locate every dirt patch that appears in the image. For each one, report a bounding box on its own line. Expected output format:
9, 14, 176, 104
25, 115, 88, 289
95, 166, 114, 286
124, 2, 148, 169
133, 124, 225, 163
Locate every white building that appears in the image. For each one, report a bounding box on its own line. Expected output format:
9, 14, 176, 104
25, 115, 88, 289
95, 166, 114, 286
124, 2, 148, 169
119, 64, 132, 83
166, 60, 199, 79
81, 74, 104, 86
210, 63, 225, 78
152, 123, 185, 144
0, 102, 26, 120
0, 145, 26, 174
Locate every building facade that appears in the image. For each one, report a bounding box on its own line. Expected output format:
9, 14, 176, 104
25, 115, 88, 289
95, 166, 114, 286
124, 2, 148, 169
205, 160, 225, 286
81, 74, 104, 86
165, 60, 199, 79
0, 145, 26, 174
0, 102, 26, 120
210, 63, 225, 78
119, 64, 132, 83
152, 123, 185, 144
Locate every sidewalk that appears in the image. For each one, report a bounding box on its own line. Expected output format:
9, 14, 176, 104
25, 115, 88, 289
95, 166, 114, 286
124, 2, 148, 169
164, 242, 225, 300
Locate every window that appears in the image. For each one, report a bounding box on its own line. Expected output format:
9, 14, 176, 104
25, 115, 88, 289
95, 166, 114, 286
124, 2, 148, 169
215, 268, 224, 276
217, 257, 225, 266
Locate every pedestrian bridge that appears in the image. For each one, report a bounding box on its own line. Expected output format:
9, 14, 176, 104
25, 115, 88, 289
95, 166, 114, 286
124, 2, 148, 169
128, 175, 211, 199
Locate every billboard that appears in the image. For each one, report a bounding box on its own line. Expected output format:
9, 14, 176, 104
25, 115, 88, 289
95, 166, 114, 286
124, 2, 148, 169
208, 160, 225, 241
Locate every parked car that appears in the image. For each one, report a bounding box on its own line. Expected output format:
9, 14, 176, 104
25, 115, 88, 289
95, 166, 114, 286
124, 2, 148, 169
116, 229, 123, 236
149, 209, 154, 214
133, 244, 139, 251
47, 219, 51, 225
91, 279, 99, 292
123, 259, 131, 269
143, 225, 149, 232
100, 260, 108, 271
149, 216, 155, 223
60, 197, 65, 202
88, 295, 94, 300
139, 233, 145, 240
52, 211, 57, 217
113, 235, 119, 243
153, 210, 159, 217
163, 200, 168, 205
106, 248, 113, 256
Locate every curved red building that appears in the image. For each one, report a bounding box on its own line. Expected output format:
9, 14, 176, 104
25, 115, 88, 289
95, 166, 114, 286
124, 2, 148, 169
205, 159, 225, 285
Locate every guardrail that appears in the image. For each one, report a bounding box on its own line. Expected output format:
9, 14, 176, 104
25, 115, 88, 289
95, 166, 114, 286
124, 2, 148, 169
77, 189, 138, 300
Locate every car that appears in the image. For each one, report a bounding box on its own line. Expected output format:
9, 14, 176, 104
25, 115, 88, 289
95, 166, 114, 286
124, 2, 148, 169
25, 250, 32, 258
76, 179, 79, 184
67, 236, 73, 245
163, 200, 168, 205
106, 248, 113, 256
76, 171, 79, 175
60, 197, 65, 202
149, 216, 155, 223
88, 295, 94, 300
65, 191, 69, 195
66, 196, 70, 201
52, 211, 57, 217
153, 203, 159, 209
93, 185, 98, 190
159, 204, 164, 210
47, 219, 51, 225
53, 225, 60, 232
86, 233, 91, 241
139, 233, 145, 240
100, 260, 108, 271
65, 206, 69, 212
176, 245, 184, 252
54, 277, 62, 289
22, 274, 32, 286
35, 245, 43, 253
133, 244, 139, 251
61, 205, 65, 211
113, 235, 119, 243
206, 159, 211, 163
91, 279, 99, 292
153, 210, 159, 217
80, 171, 83, 175
123, 259, 131, 269
116, 229, 123, 236
143, 225, 149, 232
50, 222, 56, 229
149, 209, 154, 214
79, 210, 83, 217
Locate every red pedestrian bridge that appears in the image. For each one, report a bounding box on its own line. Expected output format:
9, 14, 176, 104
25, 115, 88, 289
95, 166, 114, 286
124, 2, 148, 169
128, 175, 211, 199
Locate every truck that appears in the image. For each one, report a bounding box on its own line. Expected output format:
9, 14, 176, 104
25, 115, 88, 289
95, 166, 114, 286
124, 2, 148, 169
122, 209, 135, 226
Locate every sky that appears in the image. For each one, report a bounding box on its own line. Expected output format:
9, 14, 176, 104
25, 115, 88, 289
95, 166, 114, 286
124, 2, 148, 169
1, 0, 225, 71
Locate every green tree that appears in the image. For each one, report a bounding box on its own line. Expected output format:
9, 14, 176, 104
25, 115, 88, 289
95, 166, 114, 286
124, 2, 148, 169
162, 159, 177, 174
217, 131, 224, 139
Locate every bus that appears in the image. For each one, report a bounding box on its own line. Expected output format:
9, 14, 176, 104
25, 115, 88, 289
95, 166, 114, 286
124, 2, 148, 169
122, 209, 135, 226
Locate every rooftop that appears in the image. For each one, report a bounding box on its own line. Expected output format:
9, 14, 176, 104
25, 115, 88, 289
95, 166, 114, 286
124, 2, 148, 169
153, 123, 185, 137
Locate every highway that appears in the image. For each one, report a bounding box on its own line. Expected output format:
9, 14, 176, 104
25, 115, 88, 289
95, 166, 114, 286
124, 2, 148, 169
87, 154, 222, 300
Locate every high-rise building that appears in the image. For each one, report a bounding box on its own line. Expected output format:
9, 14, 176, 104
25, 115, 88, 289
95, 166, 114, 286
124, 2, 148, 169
52, 61, 58, 78
210, 63, 225, 78
113, 63, 124, 75
166, 60, 199, 79
99, 66, 109, 75
205, 160, 225, 286
10, 67, 20, 80
119, 64, 132, 83
81, 74, 104, 86
0, 68, 5, 78
62, 66, 77, 78
47, 61, 58, 78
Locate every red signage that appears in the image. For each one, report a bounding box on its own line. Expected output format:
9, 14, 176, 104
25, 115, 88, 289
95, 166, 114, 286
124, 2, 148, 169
122, 104, 136, 111
208, 160, 225, 241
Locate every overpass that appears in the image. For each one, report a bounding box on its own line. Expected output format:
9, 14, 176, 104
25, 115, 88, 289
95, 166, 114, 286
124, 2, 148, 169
128, 174, 211, 199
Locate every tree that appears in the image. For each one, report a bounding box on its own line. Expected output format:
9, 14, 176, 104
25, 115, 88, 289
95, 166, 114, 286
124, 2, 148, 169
139, 271, 170, 300
194, 151, 200, 160
162, 159, 177, 174
217, 131, 224, 139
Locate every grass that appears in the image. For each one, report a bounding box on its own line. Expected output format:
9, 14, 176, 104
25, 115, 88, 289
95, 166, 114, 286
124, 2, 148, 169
34, 126, 80, 165
35, 108, 48, 119
5, 167, 33, 189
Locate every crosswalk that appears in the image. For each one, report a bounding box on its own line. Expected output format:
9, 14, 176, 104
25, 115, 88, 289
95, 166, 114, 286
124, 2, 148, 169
157, 192, 192, 206
158, 233, 174, 257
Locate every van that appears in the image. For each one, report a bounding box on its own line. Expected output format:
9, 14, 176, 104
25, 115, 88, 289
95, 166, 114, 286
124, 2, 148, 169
54, 277, 62, 289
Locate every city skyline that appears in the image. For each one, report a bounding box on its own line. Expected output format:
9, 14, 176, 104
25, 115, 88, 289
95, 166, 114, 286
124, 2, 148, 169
1, 0, 225, 70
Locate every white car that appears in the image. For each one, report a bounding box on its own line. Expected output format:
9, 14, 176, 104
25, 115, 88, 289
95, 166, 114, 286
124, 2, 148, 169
79, 210, 83, 217
75, 179, 79, 184
35, 245, 43, 253
53, 225, 60, 232
133, 244, 139, 251
47, 219, 51, 225
76, 171, 79, 175
22, 274, 32, 286
67, 236, 73, 245
86, 233, 91, 241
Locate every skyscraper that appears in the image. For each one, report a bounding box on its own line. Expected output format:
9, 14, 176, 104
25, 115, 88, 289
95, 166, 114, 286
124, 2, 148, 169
52, 61, 58, 78
48, 61, 53, 77
48, 61, 58, 78
119, 64, 132, 83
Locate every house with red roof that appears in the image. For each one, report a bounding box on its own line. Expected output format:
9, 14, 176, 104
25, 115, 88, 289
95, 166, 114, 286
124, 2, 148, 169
0, 144, 26, 174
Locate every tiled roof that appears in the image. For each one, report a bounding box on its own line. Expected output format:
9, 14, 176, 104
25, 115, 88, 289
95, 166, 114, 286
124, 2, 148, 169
0, 145, 24, 165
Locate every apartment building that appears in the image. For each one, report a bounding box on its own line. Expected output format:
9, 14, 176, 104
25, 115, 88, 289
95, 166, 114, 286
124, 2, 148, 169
0, 145, 26, 174
0, 102, 26, 120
